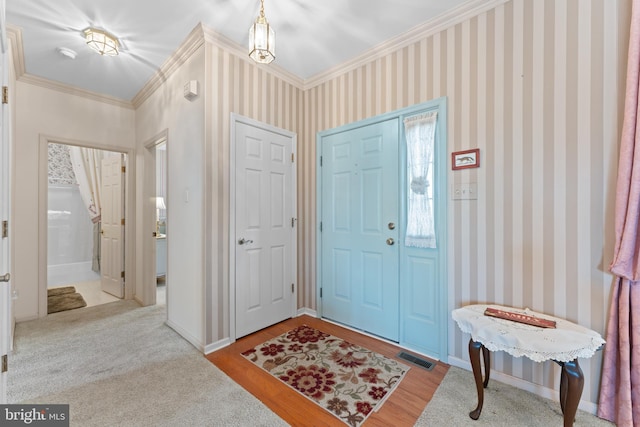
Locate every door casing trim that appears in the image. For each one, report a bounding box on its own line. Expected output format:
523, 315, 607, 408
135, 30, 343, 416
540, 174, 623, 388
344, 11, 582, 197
37, 135, 135, 317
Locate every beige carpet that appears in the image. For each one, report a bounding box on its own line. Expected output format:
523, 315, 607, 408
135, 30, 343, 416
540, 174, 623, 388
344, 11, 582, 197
416, 366, 614, 426
8, 300, 287, 427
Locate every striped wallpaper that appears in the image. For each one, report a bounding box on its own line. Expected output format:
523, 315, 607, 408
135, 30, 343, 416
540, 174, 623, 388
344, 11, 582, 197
298, 0, 628, 406
10, 0, 629, 410
205, 43, 304, 344
198, 0, 628, 407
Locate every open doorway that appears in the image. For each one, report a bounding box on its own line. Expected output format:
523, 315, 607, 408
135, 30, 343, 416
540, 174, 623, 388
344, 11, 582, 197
142, 130, 168, 308
155, 142, 167, 306
38, 137, 134, 318
46, 143, 126, 313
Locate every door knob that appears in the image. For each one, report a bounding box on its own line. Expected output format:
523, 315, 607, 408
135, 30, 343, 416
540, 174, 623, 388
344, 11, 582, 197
388, 222, 395, 230
0, 273, 10, 282
386, 238, 394, 246
238, 238, 253, 245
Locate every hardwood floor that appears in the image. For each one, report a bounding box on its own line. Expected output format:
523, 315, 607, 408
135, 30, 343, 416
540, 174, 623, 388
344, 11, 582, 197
206, 316, 449, 426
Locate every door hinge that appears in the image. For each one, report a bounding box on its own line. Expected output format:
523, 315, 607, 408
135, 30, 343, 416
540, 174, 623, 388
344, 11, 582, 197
320, 288, 323, 298
2, 86, 8, 104
320, 156, 323, 167
2, 220, 7, 238
1, 354, 7, 373
121, 218, 125, 225
291, 283, 294, 293
291, 217, 296, 228
291, 153, 294, 163
319, 222, 323, 232
121, 271, 125, 280
121, 166, 126, 173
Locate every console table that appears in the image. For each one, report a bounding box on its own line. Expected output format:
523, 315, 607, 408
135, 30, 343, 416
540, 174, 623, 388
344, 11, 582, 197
452, 304, 605, 427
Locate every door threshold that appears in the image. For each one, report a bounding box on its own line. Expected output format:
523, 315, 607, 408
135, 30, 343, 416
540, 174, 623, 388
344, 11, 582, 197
320, 316, 442, 362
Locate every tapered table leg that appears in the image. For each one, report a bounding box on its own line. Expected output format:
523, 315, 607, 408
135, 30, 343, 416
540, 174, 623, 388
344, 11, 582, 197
482, 345, 491, 387
468, 339, 490, 420
557, 359, 583, 427
559, 363, 568, 414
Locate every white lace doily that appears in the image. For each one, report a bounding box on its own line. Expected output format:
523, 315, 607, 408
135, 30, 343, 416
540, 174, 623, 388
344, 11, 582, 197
452, 304, 605, 363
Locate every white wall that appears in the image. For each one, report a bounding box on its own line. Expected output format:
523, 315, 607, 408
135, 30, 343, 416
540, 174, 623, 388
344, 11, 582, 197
47, 184, 96, 286
135, 44, 206, 349
13, 82, 135, 320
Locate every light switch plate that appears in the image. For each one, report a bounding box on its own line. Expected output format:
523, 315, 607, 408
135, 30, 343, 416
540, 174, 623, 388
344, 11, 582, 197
452, 182, 478, 200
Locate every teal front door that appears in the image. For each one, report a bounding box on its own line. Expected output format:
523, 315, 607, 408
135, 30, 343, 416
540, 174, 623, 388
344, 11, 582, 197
320, 118, 400, 341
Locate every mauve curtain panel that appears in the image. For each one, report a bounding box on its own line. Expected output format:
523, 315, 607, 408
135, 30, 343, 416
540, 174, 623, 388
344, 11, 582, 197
597, 1, 640, 425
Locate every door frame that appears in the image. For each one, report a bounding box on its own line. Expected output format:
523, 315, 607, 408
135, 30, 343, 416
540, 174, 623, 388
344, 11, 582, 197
229, 113, 297, 341
316, 98, 448, 360
38, 135, 135, 317
0, 2, 10, 402
142, 130, 168, 307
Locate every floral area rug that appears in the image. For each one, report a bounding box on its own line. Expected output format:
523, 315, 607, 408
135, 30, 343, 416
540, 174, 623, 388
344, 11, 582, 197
241, 325, 409, 427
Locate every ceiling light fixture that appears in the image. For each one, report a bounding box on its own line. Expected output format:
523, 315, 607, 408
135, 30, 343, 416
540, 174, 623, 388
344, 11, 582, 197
84, 28, 120, 56
248, 0, 275, 64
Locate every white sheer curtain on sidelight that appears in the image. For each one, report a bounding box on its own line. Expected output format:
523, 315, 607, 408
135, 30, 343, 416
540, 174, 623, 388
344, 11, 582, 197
69, 146, 105, 272
404, 111, 438, 249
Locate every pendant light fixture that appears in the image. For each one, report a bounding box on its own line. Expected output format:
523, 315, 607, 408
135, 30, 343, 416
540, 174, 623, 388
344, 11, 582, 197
248, 0, 275, 64
84, 28, 120, 56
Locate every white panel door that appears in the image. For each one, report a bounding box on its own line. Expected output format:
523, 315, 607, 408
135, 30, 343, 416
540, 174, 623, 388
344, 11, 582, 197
234, 120, 295, 338
0, 1, 10, 402
100, 155, 124, 298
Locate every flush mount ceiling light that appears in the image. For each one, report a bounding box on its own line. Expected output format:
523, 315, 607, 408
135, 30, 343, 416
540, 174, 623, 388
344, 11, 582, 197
84, 28, 120, 56
248, 0, 275, 64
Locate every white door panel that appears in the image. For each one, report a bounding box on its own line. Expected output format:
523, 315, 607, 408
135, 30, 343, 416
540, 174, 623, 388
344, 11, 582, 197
100, 155, 124, 298
234, 119, 295, 339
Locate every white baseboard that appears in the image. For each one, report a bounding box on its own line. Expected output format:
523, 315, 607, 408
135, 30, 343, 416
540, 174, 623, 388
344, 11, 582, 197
165, 319, 204, 353
447, 356, 598, 415
204, 337, 232, 355
297, 307, 317, 317
15, 314, 38, 323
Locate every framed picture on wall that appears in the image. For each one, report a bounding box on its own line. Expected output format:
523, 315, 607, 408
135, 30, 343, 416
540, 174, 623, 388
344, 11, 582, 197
452, 149, 480, 170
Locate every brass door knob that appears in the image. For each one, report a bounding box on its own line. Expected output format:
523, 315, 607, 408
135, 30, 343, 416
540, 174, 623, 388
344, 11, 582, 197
386, 238, 394, 245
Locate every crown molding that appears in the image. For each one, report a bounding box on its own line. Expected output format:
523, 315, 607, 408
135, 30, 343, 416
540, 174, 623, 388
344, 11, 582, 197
6, 24, 133, 109
6, 24, 26, 78
303, 0, 509, 90
8, 0, 507, 108
201, 26, 304, 90
131, 24, 206, 108
132, 23, 304, 109
19, 73, 134, 109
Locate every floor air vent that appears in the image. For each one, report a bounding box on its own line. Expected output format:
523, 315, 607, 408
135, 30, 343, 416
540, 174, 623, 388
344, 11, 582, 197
397, 351, 435, 371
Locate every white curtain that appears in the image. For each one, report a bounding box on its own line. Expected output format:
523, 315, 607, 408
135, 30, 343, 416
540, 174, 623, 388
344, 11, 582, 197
69, 146, 105, 271
404, 111, 438, 248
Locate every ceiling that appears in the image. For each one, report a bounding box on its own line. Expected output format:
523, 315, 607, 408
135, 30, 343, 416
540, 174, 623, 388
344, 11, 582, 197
6, 0, 470, 102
